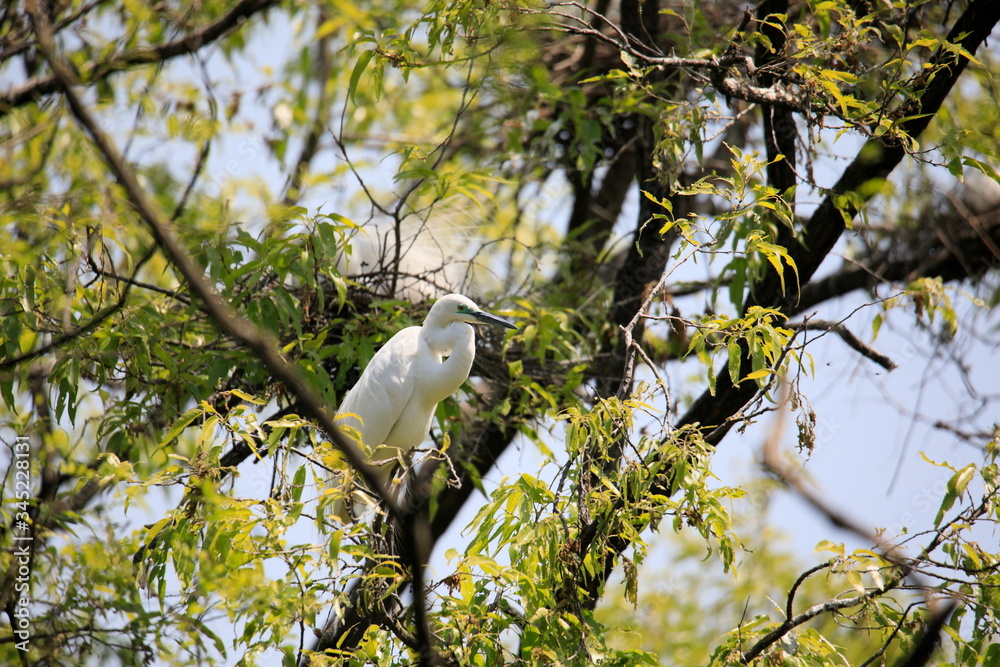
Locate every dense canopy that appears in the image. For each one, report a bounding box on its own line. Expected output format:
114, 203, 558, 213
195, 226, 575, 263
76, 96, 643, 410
2, 1, 999, 665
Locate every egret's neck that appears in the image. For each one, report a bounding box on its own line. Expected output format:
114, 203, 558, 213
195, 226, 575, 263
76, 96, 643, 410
420, 321, 476, 404
423, 321, 474, 359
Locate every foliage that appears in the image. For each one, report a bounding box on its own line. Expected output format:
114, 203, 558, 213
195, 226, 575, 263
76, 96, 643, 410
2, 0, 1000, 666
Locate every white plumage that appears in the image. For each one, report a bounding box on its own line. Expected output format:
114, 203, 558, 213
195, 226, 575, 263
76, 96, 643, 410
334, 294, 516, 519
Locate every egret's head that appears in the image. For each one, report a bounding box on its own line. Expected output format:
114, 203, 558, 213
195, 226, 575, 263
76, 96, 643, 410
430, 294, 518, 331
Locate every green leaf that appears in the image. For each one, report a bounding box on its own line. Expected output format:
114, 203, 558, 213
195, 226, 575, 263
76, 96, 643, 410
814, 540, 844, 556
230, 388, 266, 405
144, 517, 173, 547
348, 50, 374, 105
328, 529, 342, 560
159, 407, 203, 447
934, 464, 976, 528
727, 341, 742, 386
291, 465, 306, 503
963, 156, 1000, 186
871, 313, 883, 340
948, 464, 976, 498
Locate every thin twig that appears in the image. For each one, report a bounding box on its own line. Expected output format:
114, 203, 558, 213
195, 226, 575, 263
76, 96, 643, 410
858, 602, 921, 667
281, 12, 334, 208
784, 561, 831, 622
0, 0, 105, 61
745, 385, 973, 663
789, 318, 897, 370
4, 0, 281, 114
0, 245, 157, 371
87, 266, 191, 304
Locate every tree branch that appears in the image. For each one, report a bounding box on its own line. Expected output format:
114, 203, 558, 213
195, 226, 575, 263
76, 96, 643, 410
0, 245, 157, 372
3, 0, 280, 115
755, 0, 797, 194
739, 388, 986, 664
796, 214, 1000, 313
0, 0, 106, 62
563, 0, 1000, 627
546, 4, 813, 113
789, 319, 897, 371
679, 0, 1000, 442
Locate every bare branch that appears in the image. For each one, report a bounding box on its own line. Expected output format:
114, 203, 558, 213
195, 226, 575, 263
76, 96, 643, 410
789, 318, 897, 370
746, 389, 977, 663
544, 4, 815, 113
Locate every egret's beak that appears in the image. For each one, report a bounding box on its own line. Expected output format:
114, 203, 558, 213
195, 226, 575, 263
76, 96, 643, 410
473, 309, 518, 331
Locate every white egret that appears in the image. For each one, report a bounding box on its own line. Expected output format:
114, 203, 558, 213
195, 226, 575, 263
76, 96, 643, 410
334, 293, 517, 519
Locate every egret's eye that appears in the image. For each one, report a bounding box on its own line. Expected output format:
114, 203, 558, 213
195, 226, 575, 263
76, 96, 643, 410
457, 305, 470, 313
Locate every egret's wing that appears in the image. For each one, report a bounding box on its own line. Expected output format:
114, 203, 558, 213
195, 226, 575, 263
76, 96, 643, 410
332, 328, 421, 521
336, 327, 420, 454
